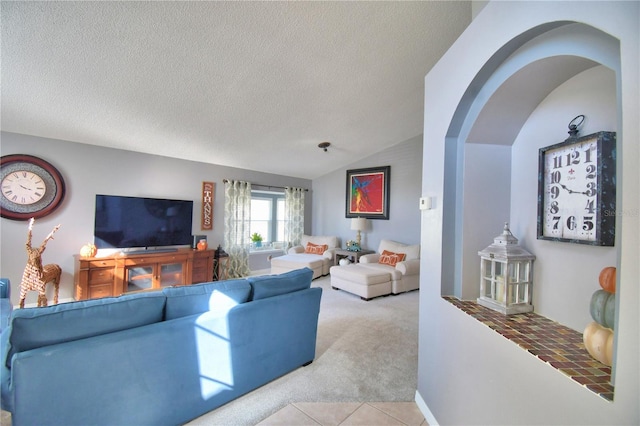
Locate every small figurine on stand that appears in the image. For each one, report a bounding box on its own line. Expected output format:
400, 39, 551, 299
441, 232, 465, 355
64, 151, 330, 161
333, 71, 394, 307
19, 218, 62, 308
346, 240, 361, 252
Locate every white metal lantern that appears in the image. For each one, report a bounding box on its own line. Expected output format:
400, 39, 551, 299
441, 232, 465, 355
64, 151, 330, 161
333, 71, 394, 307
477, 223, 535, 315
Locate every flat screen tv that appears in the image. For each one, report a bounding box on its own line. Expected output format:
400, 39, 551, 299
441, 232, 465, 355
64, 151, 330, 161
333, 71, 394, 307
94, 194, 194, 250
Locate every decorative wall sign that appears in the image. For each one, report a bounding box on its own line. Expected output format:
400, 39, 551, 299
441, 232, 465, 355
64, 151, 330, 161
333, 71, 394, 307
537, 131, 616, 246
345, 166, 390, 220
201, 181, 214, 230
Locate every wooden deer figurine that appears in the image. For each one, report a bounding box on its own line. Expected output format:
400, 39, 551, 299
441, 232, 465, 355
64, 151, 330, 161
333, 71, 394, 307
19, 218, 62, 308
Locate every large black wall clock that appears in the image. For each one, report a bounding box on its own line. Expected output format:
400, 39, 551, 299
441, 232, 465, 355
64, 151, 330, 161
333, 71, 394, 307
0, 154, 66, 220
537, 131, 616, 246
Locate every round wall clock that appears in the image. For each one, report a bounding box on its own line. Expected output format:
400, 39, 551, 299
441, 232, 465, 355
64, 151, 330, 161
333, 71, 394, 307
0, 154, 66, 220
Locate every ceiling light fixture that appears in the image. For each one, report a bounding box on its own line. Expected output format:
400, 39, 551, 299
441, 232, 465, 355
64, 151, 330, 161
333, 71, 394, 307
318, 142, 331, 152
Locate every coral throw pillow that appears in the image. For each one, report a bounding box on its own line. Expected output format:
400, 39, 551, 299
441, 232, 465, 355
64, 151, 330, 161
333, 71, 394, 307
379, 250, 406, 267
305, 242, 328, 255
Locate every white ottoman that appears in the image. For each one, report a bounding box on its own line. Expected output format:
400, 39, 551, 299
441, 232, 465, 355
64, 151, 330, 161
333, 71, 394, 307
270, 254, 325, 279
329, 264, 392, 300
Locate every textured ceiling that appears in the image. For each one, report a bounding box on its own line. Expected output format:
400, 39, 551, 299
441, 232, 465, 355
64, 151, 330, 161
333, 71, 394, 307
1, 1, 471, 179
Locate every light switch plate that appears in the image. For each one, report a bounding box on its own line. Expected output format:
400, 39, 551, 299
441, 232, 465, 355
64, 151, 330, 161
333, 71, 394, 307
419, 196, 432, 210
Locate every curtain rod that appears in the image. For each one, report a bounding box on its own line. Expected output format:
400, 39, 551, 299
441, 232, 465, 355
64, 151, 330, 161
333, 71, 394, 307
222, 179, 308, 192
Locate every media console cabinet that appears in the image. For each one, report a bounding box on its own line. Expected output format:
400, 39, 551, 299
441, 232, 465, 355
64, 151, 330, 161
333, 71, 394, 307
74, 248, 214, 300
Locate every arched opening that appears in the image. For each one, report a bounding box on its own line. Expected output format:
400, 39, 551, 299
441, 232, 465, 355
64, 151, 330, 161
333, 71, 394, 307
439, 21, 621, 400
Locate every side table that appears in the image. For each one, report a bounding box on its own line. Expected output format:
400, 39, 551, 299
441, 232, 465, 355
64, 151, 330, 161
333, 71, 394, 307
214, 245, 230, 281
333, 249, 375, 265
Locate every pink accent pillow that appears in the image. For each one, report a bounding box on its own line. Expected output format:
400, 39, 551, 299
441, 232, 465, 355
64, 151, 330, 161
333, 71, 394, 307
305, 242, 328, 255
379, 250, 406, 267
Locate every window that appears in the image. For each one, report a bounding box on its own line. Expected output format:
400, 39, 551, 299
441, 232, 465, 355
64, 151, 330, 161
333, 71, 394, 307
250, 190, 285, 246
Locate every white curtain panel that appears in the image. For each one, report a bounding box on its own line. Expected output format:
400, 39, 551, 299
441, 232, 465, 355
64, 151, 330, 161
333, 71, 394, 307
223, 180, 252, 278
284, 187, 305, 249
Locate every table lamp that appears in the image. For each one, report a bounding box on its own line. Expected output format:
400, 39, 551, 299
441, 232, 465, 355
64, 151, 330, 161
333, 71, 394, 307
350, 217, 367, 247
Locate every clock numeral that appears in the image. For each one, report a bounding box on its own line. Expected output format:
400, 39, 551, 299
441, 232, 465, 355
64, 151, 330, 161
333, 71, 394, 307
549, 201, 559, 214
583, 217, 594, 231
584, 146, 593, 163
586, 164, 596, 179
585, 182, 596, 197
552, 216, 561, 230
584, 199, 595, 214
550, 171, 561, 184
549, 186, 559, 199
552, 148, 593, 169
566, 216, 577, 230
566, 150, 580, 166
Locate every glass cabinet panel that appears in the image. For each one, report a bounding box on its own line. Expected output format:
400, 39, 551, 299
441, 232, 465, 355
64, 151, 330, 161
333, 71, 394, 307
160, 263, 183, 287
125, 262, 184, 292
127, 266, 154, 292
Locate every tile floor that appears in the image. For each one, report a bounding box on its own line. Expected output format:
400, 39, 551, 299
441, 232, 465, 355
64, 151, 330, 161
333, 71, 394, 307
257, 402, 427, 426
0, 403, 428, 426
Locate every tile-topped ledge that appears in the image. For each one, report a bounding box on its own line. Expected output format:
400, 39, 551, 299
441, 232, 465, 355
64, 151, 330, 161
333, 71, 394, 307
443, 296, 614, 401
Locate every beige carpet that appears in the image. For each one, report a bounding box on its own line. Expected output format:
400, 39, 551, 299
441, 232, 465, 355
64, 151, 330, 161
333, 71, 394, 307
188, 275, 419, 425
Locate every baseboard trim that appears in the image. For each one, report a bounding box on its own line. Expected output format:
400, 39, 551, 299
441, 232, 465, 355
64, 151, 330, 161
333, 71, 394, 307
415, 390, 438, 426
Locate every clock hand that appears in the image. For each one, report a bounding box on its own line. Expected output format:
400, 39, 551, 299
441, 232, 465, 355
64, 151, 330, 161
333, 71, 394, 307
558, 183, 588, 195
19, 184, 33, 191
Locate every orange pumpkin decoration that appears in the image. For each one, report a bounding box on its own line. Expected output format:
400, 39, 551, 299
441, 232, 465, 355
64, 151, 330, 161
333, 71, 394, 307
196, 239, 208, 251
599, 266, 616, 293
80, 243, 97, 258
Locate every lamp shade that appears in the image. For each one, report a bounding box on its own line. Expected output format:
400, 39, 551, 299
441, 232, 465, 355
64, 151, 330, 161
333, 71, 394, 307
350, 217, 366, 231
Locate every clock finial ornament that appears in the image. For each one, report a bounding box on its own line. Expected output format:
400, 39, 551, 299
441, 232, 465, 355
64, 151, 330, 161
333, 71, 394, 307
567, 114, 585, 138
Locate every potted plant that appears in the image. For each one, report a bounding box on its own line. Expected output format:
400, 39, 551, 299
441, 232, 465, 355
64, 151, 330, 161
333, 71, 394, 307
251, 232, 263, 248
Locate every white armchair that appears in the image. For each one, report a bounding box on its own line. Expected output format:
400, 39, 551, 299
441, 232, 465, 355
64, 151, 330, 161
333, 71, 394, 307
330, 239, 420, 300
358, 239, 420, 294
270, 235, 339, 279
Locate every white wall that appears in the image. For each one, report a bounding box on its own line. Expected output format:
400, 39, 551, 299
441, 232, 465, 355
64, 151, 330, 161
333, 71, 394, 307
312, 135, 423, 252
0, 132, 311, 305
458, 143, 511, 300
512, 65, 617, 331
418, 2, 638, 425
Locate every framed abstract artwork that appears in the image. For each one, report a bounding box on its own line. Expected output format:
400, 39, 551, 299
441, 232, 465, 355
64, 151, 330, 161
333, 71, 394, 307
345, 166, 390, 220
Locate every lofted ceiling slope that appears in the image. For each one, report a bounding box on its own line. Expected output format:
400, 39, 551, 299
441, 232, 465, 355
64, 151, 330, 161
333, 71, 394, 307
1, 1, 472, 179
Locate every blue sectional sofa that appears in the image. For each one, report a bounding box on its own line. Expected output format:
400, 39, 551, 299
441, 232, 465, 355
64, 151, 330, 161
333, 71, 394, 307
0, 268, 321, 426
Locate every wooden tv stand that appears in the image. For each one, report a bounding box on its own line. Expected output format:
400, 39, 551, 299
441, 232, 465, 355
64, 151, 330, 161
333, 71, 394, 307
74, 248, 214, 300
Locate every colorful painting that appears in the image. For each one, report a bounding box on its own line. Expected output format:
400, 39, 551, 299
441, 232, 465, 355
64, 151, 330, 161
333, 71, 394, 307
345, 166, 390, 220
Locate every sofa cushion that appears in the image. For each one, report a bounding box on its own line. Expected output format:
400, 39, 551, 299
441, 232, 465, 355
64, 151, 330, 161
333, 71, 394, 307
358, 263, 403, 280
301, 235, 338, 249
163, 279, 252, 320
5, 292, 166, 368
379, 250, 406, 267
271, 254, 325, 269
330, 264, 391, 285
248, 268, 313, 300
305, 242, 328, 255
378, 239, 420, 261
0, 278, 10, 299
